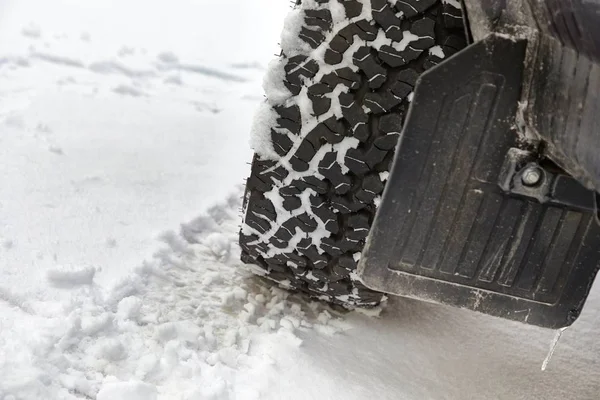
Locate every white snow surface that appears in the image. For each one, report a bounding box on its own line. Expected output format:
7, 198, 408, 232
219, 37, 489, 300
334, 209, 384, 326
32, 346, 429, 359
1, 1, 600, 399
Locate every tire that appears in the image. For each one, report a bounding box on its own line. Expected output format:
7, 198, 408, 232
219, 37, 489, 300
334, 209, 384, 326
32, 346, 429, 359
240, 0, 466, 306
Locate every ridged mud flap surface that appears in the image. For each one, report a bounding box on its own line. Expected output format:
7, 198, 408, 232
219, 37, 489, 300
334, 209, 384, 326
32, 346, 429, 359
358, 35, 600, 329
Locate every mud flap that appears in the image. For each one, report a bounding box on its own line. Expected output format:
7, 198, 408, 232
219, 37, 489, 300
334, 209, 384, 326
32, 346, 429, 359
358, 34, 600, 329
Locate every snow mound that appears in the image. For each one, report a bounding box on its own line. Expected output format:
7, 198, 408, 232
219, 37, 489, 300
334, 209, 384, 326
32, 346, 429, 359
250, 101, 280, 160
262, 58, 291, 105
2, 189, 351, 399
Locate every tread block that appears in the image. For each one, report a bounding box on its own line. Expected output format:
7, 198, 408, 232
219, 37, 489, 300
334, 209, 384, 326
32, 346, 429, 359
364, 92, 403, 114
300, 27, 326, 49
339, 92, 370, 141
305, 118, 345, 147
271, 130, 294, 156
331, 195, 367, 213
294, 137, 317, 162
374, 133, 400, 150
318, 151, 353, 189
353, 47, 387, 89
275, 103, 300, 121
305, 9, 333, 30
410, 18, 436, 49
371, 0, 402, 37
442, 3, 463, 29
307, 83, 332, 96
282, 195, 302, 211
378, 114, 404, 134
342, 0, 363, 18
330, 33, 351, 54
324, 48, 343, 65
308, 93, 332, 116
354, 20, 379, 41
344, 148, 371, 174
394, 0, 438, 18
378, 45, 408, 67
322, 67, 363, 89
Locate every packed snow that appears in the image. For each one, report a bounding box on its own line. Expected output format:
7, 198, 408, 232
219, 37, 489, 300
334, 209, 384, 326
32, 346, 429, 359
1, 0, 600, 399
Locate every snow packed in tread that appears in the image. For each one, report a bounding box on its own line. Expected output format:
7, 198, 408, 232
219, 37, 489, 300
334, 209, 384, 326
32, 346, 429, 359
242, 0, 466, 306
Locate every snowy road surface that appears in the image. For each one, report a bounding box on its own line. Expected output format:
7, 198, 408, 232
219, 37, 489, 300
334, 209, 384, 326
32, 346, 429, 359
1, 0, 599, 399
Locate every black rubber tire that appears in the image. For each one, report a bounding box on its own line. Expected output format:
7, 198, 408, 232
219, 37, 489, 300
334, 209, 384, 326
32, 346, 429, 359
240, 0, 466, 306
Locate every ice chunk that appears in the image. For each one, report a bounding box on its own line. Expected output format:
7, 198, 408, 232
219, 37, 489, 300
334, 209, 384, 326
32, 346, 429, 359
542, 327, 567, 371
429, 45, 445, 59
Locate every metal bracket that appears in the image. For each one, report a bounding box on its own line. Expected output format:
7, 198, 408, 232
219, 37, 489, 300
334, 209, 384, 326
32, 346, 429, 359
499, 148, 597, 212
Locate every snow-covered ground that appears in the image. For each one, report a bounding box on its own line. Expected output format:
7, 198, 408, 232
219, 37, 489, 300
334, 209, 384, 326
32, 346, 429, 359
1, 1, 599, 399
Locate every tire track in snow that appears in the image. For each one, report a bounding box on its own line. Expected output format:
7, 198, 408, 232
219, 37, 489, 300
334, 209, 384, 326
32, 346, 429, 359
1, 48, 249, 83
0, 189, 360, 400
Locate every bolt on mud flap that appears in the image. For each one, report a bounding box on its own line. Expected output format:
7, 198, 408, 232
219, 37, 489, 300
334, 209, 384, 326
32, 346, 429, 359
357, 34, 600, 329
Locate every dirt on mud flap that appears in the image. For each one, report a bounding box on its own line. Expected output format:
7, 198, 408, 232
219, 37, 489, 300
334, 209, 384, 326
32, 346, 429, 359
358, 34, 600, 329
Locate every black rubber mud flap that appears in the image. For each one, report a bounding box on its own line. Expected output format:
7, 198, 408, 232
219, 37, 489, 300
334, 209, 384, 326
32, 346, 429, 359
358, 34, 600, 329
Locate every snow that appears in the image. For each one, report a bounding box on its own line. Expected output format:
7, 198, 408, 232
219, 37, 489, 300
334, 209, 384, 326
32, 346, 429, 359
542, 327, 567, 371
370, 29, 422, 52
96, 381, 158, 400
280, 8, 310, 56
262, 58, 291, 105
429, 44, 445, 58
47, 266, 97, 288
249, 101, 279, 160
1, 1, 600, 400
442, 0, 462, 9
